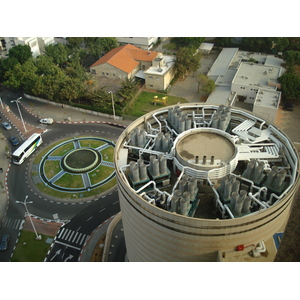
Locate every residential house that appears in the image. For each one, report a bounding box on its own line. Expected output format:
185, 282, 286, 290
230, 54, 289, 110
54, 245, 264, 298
90, 44, 176, 91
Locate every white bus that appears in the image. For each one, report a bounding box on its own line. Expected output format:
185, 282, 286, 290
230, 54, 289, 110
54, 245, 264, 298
12, 133, 43, 165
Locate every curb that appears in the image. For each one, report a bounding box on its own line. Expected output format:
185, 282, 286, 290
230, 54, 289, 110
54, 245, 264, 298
19, 102, 127, 128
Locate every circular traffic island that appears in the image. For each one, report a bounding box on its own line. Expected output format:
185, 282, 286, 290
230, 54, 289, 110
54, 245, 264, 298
30, 136, 116, 203
62, 148, 101, 173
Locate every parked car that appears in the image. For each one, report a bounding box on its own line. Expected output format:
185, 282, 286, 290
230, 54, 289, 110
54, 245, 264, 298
10, 136, 19, 146
2, 122, 11, 130
0, 234, 10, 251
40, 118, 54, 125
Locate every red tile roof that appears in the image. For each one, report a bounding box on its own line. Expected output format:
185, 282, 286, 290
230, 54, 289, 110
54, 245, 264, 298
90, 44, 158, 74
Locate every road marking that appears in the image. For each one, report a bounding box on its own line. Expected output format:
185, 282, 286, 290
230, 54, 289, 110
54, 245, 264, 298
64, 230, 72, 240
79, 234, 88, 245
68, 231, 75, 241
75, 233, 82, 244
58, 227, 65, 238
72, 232, 79, 243
64, 254, 74, 262
55, 240, 81, 251
50, 249, 61, 261
87, 216, 93, 222
99, 208, 106, 213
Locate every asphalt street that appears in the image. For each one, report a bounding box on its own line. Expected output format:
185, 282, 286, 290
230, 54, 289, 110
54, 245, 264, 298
0, 88, 129, 262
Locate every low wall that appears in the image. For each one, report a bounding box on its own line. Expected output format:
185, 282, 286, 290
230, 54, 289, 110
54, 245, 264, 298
23, 93, 123, 121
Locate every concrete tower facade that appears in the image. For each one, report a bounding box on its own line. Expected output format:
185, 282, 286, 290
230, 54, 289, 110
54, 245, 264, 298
114, 103, 300, 261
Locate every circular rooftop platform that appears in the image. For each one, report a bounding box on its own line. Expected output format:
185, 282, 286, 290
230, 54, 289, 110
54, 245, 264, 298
175, 128, 236, 171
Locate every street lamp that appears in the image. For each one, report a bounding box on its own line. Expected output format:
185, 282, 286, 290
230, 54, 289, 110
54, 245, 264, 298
16, 195, 42, 240
108, 91, 116, 120
0, 96, 4, 109
11, 97, 27, 132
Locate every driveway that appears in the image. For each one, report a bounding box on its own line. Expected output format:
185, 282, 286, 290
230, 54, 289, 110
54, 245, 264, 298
168, 50, 219, 103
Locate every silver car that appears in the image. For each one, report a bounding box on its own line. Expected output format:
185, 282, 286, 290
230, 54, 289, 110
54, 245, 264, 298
2, 122, 12, 130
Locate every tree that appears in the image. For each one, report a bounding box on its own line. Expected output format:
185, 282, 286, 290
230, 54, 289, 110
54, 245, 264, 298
279, 73, 300, 101
171, 37, 205, 49
241, 37, 273, 53
175, 47, 201, 79
100, 37, 118, 53
66, 37, 85, 49
284, 51, 300, 71
3, 60, 38, 93
118, 78, 137, 102
85, 38, 103, 59
214, 37, 233, 47
196, 74, 215, 94
273, 37, 289, 52
8, 44, 32, 64
58, 77, 84, 103
0, 57, 18, 82
44, 44, 69, 66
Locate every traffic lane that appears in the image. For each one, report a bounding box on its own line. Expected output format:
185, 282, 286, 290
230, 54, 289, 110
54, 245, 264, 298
68, 190, 120, 234
0, 216, 24, 262
46, 192, 120, 262
47, 242, 80, 262
48, 122, 124, 140
7, 161, 91, 220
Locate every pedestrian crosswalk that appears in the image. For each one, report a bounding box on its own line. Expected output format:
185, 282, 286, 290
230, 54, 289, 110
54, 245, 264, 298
2, 217, 24, 230
57, 227, 88, 247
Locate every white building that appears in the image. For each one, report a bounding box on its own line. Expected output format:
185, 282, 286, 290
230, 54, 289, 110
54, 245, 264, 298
207, 49, 285, 122
117, 37, 159, 50
2, 37, 55, 57
198, 42, 214, 55
231, 62, 282, 104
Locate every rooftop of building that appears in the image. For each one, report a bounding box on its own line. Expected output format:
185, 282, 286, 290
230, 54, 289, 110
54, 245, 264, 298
207, 48, 239, 77
144, 55, 175, 76
115, 103, 298, 222
90, 44, 159, 74
232, 62, 282, 87
254, 88, 281, 109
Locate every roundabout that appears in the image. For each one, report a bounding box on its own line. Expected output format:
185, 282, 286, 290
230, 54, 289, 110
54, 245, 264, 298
29, 136, 116, 202
63, 148, 100, 173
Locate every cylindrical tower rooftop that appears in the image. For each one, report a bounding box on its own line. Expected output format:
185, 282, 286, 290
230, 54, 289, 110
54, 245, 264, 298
114, 103, 300, 261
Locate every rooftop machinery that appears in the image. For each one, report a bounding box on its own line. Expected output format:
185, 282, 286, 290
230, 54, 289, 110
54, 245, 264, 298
118, 104, 298, 220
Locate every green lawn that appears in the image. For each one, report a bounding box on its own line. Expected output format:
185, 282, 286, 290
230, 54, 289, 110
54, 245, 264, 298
79, 139, 106, 148
54, 173, 84, 189
33, 137, 73, 164
11, 230, 52, 262
101, 146, 114, 161
125, 91, 187, 117
89, 164, 115, 185
50, 142, 74, 156
44, 160, 62, 180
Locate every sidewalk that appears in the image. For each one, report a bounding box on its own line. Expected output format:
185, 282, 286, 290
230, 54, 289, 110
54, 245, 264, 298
20, 95, 130, 128
0, 130, 10, 222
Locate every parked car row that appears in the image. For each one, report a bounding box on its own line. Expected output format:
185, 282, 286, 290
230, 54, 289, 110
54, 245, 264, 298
0, 234, 10, 251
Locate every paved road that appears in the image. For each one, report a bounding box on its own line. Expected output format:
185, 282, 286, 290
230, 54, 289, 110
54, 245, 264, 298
0, 88, 128, 262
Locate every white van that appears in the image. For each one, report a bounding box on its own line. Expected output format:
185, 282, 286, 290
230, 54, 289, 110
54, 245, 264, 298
40, 118, 54, 125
